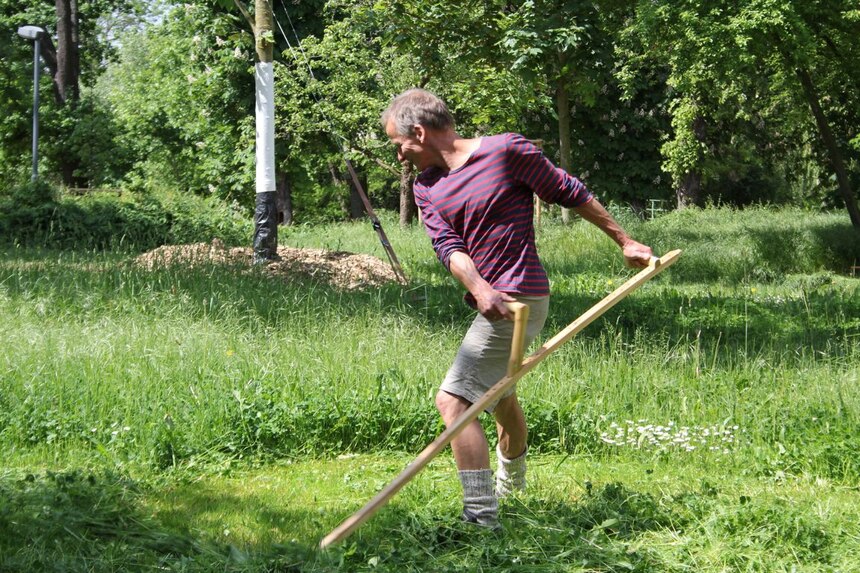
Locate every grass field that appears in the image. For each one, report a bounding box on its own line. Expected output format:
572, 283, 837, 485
1, 206, 858, 572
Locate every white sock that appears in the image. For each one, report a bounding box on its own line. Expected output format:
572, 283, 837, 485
495, 444, 527, 497
458, 469, 498, 527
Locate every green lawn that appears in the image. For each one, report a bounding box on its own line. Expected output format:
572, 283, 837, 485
1, 206, 858, 571
3, 452, 858, 571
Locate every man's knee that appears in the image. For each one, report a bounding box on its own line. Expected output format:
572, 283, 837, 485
436, 390, 469, 423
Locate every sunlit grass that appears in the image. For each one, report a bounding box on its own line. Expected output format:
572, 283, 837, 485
1, 207, 858, 571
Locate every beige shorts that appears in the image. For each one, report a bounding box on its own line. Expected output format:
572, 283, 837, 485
440, 295, 549, 413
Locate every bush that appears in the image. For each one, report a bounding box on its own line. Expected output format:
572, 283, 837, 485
0, 184, 252, 250
0, 180, 60, 239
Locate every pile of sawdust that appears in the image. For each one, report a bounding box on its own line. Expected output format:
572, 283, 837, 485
134, 239, 400, 291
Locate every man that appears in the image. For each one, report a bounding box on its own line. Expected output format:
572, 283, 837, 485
381, 88, 652, 528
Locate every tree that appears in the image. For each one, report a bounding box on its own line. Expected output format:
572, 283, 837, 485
0, 0, 137, 187
377, 0, 672, 216
627, 0, 860, 225
273, 0, 419, 223
100, 3, 255, 198
374, 0, 553, 224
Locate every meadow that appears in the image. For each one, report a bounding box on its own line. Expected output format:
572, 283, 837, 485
1, 206, 858, 572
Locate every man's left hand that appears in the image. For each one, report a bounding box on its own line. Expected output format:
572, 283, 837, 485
622, 240, 653, 268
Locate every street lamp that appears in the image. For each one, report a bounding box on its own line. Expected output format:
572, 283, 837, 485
17, 25, 47, 182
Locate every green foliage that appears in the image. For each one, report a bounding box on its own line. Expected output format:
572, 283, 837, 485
99, 3, 256, 204
0, 0, 55, 186
3, 0, 858, 220
623, 0, 860, 209
376, 0, 549, 134
40, 91, 133, 186
0, 184, 251, 249
0, 180, 60, 238
0, 0, 141, 188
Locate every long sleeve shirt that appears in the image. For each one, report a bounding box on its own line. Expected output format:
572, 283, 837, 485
414, 133, 593, 298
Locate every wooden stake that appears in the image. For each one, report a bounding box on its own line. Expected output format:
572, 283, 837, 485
319, 250, 682, 549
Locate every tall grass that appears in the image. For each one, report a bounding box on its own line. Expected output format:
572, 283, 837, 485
1, 207, 857, 482
1, 206, 859, 572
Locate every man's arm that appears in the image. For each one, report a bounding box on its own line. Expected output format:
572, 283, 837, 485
574, 198, 653, 268
448, 251, 516, 320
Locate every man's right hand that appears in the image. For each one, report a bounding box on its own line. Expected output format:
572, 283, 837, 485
448, 252, 518, 321
474, 286, 518, 321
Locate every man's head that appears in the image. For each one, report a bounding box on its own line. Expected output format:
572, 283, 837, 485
381, 89, 454, 170
381, 88, 454, 136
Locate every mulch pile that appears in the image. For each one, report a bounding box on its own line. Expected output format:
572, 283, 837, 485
134, 239, 400, 291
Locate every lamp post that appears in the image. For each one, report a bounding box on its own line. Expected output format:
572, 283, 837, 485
17, 25, 46, 183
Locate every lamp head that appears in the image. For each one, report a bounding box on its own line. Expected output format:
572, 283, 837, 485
17, 25, 46, 40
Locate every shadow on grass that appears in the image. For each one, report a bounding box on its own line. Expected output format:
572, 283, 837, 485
3, 466, 842, 573
0, 469, 318, 573
0, 469, 688, 572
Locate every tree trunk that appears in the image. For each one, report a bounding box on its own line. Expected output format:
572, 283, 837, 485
54, 0, 76, 105
676, 172, 702, 208
69, 0, 80, 102
556, 70, 573, 225
399, 160, 416, 227
796, 66, 860, 227
348, 171, 365, 220
54, 0, 81, 186
676, 114, 707, 208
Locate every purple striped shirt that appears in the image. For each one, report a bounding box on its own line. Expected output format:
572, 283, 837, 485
414, 133, 593, 299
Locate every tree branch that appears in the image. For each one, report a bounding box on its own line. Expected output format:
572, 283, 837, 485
350, 147, 401, 177
234, 0, 256, 34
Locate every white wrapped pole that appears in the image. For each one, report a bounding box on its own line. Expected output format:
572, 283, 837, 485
255, 62, 276, 195
252, 0, 279, 262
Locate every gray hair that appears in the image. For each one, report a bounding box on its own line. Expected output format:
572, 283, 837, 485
381, 89, 455, 136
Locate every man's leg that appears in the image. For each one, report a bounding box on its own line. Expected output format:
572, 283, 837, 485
436, 390, 490, 468
494, 392, 528, 497
494, 392, 527, 459
436, 390, 497, 527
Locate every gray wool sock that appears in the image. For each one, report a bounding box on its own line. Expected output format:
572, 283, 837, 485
495, 444, 527, 497
458, 469, 498, 528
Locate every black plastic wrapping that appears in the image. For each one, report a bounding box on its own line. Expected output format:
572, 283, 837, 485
253, 190, 280, 263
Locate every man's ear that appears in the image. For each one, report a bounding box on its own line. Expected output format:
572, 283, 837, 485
412, 124, 426, 142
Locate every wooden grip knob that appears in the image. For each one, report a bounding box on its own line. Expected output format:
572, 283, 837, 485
504, 301, 530, 377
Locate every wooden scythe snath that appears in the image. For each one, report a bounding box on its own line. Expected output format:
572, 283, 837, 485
320, 249, 682, 549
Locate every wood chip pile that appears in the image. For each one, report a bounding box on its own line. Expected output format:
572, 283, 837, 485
135, 239, 400, 291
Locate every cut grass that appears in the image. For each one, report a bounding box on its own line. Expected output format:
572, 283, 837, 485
3, 454, 858, 572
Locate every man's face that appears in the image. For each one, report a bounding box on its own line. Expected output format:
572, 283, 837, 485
385, 120, 428, 170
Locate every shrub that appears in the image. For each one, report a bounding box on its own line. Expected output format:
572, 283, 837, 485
0, 185, 251, 250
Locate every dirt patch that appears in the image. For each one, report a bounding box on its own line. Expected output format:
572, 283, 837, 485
134, 239, 401, 291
